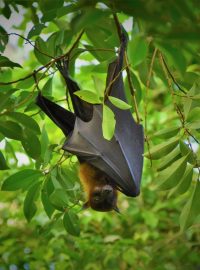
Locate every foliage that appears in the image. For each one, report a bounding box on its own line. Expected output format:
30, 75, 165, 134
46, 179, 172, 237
0, 0, 200, 269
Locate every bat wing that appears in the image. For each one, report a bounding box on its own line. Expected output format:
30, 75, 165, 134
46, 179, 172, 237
63, 32, 144, 197
36, 92, 75, 137
56, 60, 93, 122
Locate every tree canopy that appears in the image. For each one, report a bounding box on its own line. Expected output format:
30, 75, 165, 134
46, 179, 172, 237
0, 1, 200, 269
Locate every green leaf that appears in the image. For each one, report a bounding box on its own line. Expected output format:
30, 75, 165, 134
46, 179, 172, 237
0, 26, 8, 52
63, 210, 80, 236
0, 55, 22, 68
27, 23, 46, 39
186, 121, 200, 130
0, 151, 9, 170
2, 3, 11, 19
17, 77, 35, 89
1, 169, 43, 191
74, 90, 101, 104
73, 8, 107, 35
21, 129, 41, 160
125, 70, 142, 105
157, 147, 181, 171
180, 180, 200, 231
186, 107, 200, 122
85, 16, 118, 49
108, 96, 131, 110
23, 181, 42, 222
152, 126, 180, 139
49, 189, 69, 211
179, 141, 196, 164
84, 44, 114, 62
43, 144, 57, 167
102, 104, 116, 140
34, 37, 50, 65
157, 155, 189, 190
0, 89, 18, 111
57, 5, 75, 18
92, 76, 104, 98
40, 125, 49, 157
0, 120, 23, 140
41, 189, 55, 218
42, 78, 53, 96
183, 83, 200, 118
6, 112, 41, 134
168, 164, 193, 197
128, 35, 148, 67
157, 43, 186, 75
144, 137, 180, 160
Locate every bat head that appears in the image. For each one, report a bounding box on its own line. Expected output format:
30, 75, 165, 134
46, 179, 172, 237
83, 184, 119, 212
79, 162, 120, 212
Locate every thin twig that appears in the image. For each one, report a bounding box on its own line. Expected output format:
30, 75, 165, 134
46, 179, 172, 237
144, 48, 158, 167
104, 64, 129, 100
0, 30, 84, 86
6, 32, 54, 59
124, 51, 140, 123
113, 13, 140, 123
113, 13, 122, 41
67, 29, 84, 59
160, 55, 186, 94
159, 52, 200, 176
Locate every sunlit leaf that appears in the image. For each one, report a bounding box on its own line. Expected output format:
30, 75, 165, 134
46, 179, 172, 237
74, 90, 101, 104
102, 104, 116, 140
108, 96, 131, 110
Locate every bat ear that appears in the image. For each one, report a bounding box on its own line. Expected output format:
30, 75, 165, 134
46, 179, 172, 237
82, 201, 90, 210
113, 205, 120, 214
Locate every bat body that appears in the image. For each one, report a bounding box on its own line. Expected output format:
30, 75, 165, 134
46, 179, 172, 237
36, 33, 144, 212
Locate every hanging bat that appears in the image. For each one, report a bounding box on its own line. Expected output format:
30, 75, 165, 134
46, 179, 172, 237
36, 32, 144, 212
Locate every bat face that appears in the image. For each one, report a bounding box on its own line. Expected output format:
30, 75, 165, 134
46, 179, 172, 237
89, 184, 118, 212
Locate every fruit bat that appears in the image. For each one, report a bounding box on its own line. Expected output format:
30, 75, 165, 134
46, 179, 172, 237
36, 32, 144, 212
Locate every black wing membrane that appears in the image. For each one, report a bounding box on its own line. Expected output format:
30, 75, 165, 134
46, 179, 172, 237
56, 60, 93, 122
36, 92, 75, 137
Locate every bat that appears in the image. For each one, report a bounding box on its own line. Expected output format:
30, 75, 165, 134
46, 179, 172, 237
36, 32, 144, 212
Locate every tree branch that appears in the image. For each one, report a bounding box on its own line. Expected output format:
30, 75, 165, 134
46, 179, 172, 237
0, 30, 84, 86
